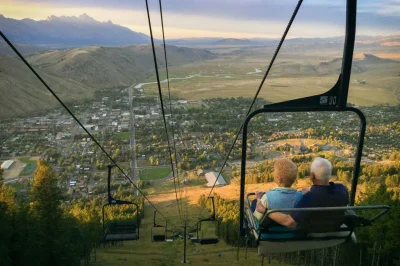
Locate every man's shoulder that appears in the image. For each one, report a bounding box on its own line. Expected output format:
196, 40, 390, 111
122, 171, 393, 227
331, 182, 348, 192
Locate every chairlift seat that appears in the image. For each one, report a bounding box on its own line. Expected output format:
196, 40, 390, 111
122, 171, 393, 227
190, 237, 199, 243
104, 232, 139, 241
198, 237, 220, 245
251, 223, 351, 254
244, 193, 389, 255
104, 223, 139, 242
152, 235, 166, 242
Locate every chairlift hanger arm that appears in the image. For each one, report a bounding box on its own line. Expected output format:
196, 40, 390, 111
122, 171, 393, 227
153, 211, 165, 227
199, 196, 216, 221
262, 0, 357, 111
106, 164, 134, 205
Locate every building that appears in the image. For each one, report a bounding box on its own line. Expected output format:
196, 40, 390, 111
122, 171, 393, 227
204, 172, 227, 187
197, 169, 205, 177
1, 160, 14, 170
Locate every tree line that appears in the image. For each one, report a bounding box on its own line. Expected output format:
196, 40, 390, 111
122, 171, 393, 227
0, 160, 143, 266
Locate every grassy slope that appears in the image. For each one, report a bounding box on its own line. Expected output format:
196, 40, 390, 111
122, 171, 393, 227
93, 196, 288, 266
0, 45, 216, 118
0, 55, 92, 118
143, 49, 400, 106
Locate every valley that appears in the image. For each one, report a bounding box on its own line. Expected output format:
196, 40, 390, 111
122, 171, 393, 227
1, 7, 400, 266
1, 37, 399, 119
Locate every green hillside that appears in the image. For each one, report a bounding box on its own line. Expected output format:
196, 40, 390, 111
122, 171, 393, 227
0, 44, 216, 118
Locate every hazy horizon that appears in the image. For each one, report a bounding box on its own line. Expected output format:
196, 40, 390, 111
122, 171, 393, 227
1, 0, 399, 39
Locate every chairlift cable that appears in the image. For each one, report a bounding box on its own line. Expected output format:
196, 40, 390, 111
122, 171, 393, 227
144, 0, 183, 224
0, 30, 171, 223
199, 0, 304, 216
158, 0, 184, 219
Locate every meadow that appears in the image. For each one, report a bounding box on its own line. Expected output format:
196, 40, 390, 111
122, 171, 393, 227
139, 167, 172, 181
142, 46, 400, 106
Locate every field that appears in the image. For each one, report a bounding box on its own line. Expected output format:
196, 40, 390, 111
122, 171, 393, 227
3, 157, 38, 180
141, 46, 400, 106
139, 167, 172, 181
113, 132, 130, 141
20, 163, 37, 176
19, 157, 37, 176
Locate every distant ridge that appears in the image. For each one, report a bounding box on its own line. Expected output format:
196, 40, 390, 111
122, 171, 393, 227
214, 38, 254, 46
362, 53, 399, 63
0, 14, 150, 47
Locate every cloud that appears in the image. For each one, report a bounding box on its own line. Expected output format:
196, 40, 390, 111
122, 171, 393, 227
4, 0, 400, 38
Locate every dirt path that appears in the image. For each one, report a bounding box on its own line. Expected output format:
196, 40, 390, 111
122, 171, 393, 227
147, 179, 311, 205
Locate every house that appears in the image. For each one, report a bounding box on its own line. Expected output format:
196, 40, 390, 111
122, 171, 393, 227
197, 169, 205, 177
1, 160, 14, 170
204, 172, 227, 187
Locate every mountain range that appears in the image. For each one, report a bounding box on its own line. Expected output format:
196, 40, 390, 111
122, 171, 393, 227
1, 14, 399, 49
0, 14, 149, 47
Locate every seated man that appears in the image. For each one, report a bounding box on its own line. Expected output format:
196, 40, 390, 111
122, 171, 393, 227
252, 158, 303, 221
269, 157, 349, 228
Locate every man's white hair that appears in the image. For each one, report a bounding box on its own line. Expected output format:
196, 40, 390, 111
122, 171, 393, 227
310, 157, 332, 181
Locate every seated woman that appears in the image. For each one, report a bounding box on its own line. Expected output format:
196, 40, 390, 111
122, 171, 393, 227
250, 158, 303, 239
252, 158, 303, 221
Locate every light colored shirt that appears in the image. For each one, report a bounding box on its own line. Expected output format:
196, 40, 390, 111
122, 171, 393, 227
253, 187, 303, 221
253, 194, 268, 220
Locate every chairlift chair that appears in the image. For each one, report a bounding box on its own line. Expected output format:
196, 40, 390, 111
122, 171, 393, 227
238, 0, 390, 257
191, 196, 220, 245
165, 224, 176, 242
244, 193, 389, 255
102, 165, 140, 242
151, 211, 167, 242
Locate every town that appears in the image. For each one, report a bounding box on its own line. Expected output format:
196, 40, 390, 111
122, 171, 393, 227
1, 83, 399, 199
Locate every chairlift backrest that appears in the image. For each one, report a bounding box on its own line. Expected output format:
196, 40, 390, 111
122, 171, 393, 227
194, 196, 220, 245
102, 165, 140, 241
257, 206, 390, 239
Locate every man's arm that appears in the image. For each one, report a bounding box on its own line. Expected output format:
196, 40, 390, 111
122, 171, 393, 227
269, 212, 297, 228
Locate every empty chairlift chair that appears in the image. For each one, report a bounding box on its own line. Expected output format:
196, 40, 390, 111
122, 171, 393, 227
102, 165, 140, 242
151, 211, 167, 242
192, 196, 220, 245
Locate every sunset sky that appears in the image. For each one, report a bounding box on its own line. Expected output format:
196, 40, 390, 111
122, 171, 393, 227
1, 0, 399, 38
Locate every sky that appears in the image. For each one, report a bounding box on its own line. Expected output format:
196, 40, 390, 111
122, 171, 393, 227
1, 0, 399, 39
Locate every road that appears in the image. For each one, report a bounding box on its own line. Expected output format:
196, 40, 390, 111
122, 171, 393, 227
393, 88, 399, 103
129, 85, 139, 195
